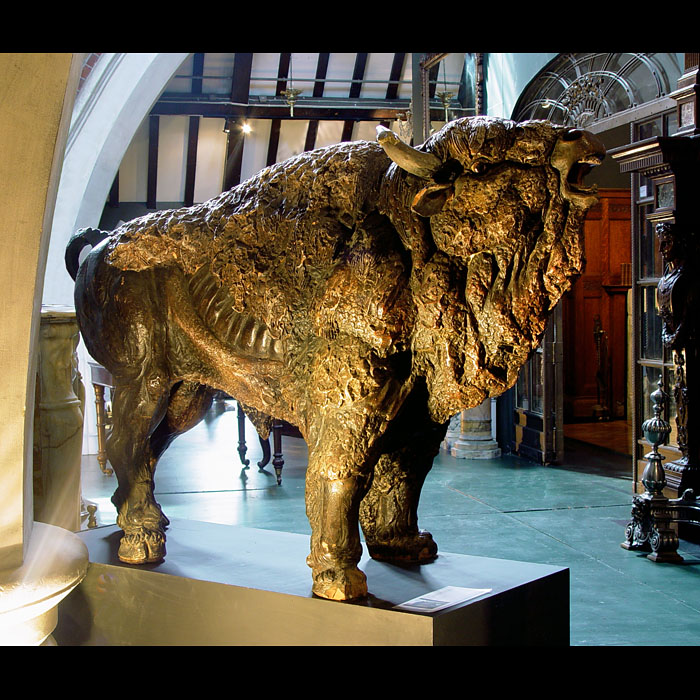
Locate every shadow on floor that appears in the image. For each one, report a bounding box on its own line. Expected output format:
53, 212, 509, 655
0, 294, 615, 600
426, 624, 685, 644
554, 437, 633, 481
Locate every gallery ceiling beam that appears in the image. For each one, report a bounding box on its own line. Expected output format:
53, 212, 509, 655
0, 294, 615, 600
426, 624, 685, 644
304, 52, 330, 152
151, 100, 410, 121
386, 53, 406, 100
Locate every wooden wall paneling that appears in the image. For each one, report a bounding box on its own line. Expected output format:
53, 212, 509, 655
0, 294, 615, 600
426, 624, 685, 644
604, 191, 633, 419
147, 114, 159, 209
153, 101, 403, 122
223, 119, 244, 191
563, 189, 631, 422
230, 53, 253, 104
341, 121, 354, 142
313, 53, 330, 97
304, 120, 319, 152
264, 54, 291, 165
349, 53, 368, 99
275, 53, 291, 97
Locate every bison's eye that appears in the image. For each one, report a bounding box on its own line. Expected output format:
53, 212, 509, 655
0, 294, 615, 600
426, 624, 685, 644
433, 158, 463, 184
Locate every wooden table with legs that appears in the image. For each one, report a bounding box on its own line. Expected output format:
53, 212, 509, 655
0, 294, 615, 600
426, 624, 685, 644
88, 361, 114, 475
88, 362, 292, 483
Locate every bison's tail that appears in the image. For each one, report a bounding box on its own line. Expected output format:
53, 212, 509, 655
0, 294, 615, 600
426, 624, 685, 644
65, 227, 109, 281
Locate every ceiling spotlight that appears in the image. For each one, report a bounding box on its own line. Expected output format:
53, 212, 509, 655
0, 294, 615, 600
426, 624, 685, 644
241, 122, 252, 134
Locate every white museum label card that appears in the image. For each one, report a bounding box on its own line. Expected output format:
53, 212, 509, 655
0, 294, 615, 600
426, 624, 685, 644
394, 585, 492, 613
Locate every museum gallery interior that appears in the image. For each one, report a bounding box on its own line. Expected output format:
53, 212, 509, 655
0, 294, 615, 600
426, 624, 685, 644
3, 51, 700, 646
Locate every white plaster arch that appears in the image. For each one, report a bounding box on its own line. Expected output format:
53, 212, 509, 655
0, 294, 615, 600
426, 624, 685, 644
42, 52, 189, 455
44, 52, 189, 307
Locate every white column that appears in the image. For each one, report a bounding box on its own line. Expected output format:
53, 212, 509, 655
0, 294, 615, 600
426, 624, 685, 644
451, 398, 501, 459
0, 53, 88, 645
34, 306, 84, 532
42, 52, 188, 457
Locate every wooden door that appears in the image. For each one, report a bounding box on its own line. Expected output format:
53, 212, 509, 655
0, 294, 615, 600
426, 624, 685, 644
513, 306, 564, 464
563, 189, 631, 422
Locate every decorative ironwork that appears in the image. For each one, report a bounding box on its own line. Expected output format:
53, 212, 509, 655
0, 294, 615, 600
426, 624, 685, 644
620, 377, 700, 561
559, 73, 607, 127
436, 90, 455, 123
513, 53, 682, 126
641, 380, 672, 495
281, 54, 302, 117
281, 87, 302, 117
622, 379, 683, 561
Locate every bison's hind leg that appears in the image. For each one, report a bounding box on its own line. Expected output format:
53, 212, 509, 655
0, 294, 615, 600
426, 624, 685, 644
146, 381, 215, 529
359, 396, 447, 563
108, 377, 171, 565
149, 381, 214, 464
110, 380, 214, 565
359, 450, 439, 563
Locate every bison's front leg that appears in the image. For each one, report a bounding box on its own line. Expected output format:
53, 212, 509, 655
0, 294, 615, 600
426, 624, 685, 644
304, 403, 384, 600
305, 455, 373, 601
303, 405, 386, 600
359, 390, 447, 562
303, 342, 412, 600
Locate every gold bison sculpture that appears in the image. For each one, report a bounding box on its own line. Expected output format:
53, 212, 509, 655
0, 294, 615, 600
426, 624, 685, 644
67, 117, 604, 600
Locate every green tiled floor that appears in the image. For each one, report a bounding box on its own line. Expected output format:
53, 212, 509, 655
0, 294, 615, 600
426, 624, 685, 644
80, 400, 700, 646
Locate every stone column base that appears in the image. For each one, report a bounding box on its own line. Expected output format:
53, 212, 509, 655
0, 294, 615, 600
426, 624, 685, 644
0, 522, 88, 645
451, 437, 502, 460
450, 399, 501, 460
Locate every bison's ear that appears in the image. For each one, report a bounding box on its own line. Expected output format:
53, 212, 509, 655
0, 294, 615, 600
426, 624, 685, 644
411, 182, 453, 217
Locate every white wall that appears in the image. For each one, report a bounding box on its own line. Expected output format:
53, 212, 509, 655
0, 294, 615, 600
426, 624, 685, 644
118, 117, 149, 201
276, 120, 309, 162
194, 118, 228, 203
315, 121, 345, 148
156, 115, 188, 202
240, 119, 272, 181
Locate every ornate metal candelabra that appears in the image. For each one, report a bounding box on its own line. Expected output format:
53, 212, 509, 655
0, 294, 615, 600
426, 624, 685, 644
622, 380, 683, 560
641, 380, 672, 496
622, 379, 700, 561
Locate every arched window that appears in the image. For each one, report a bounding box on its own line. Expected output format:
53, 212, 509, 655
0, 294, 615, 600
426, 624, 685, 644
512, 53, 683, 127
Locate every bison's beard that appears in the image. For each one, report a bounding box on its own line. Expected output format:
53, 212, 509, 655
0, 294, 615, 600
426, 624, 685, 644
410, 166, 588, 424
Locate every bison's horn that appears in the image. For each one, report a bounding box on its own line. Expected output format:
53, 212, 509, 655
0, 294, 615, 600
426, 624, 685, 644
376, 125, 441, 179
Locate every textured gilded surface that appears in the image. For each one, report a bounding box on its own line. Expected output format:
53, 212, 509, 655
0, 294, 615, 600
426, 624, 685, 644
67, 117, 603, 600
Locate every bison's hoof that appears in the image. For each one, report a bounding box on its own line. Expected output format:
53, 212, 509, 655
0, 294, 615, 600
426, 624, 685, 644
118, 529, 166, 564
312, 566, 368, 601
367, 530, 438, 563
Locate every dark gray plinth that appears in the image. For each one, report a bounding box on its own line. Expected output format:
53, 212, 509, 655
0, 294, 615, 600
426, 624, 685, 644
55, 519, 568, 646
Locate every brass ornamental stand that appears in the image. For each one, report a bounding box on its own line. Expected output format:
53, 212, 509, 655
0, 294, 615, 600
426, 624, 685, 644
622, 380, 700, 561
